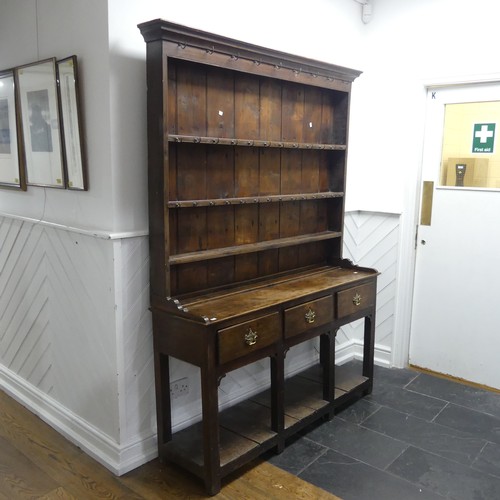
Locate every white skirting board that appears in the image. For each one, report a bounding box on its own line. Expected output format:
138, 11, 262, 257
0, 364, 157, 476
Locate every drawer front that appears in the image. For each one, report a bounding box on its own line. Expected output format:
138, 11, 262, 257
336, 282, 376, 318
284, 295, 333, 339
218, 312, 280, 364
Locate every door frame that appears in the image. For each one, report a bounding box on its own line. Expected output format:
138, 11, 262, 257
392, 73, 500, 369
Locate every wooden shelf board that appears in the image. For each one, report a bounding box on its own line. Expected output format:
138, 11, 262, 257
219, 399, 277, 445
167, 191, 344, 208
296, 362, 368, 395
165, 424, 259, 469
295, 364, 349, 400
248, 370, 330, 429
177, 264, 336, 305
179, 265, 377, 323
335, 362, 368, 392
165, 402, 277, 470
169, 231, 342, 265
169, 134, 347, 150
283, 375, 329, 424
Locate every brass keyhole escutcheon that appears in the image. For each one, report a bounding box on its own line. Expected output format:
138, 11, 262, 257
305, 308, 316, 324
353, 293, 362, 306
245, 328, 258, 346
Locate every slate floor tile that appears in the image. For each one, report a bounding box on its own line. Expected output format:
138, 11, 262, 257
367, 381, 447, 421
373, 364, 419, 388
268, 364, 500, 499
299, 448, 445, 500
388, 445, 500, 500
362, 406, 486, 465
472, 441, 500, 479
266, 436, 327, 475
434, 403, 500, 444
336, 397, 380, 424
303, 415, 408, 469
407, 373, 500, 418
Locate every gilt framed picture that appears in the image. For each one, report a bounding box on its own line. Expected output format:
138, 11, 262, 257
16, 58, 65, 188
57, 56, 87, 190
0, 69, 25, 190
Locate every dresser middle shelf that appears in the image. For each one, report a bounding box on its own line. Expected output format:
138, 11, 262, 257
168, 134, 347, 150
169, 230, 342, 265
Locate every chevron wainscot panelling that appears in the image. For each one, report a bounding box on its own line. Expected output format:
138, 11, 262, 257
341, 211, 400, 367
0, 215, 153, 474
114, 236, 157, 471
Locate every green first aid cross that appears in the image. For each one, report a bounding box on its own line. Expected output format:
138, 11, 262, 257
472, 123, 496, 153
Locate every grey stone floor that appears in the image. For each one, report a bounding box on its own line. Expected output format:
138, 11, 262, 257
267, 362, 500, 500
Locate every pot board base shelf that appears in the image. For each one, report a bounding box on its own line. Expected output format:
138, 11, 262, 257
162, 361, 369, 483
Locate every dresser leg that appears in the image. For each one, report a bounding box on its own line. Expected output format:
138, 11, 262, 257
320, 331, 336, 419
271, 352, 285, 453
206, 480, 221, 497
153, 348, 172, 458
201, 364, 221, 495
362, 313, 375, 394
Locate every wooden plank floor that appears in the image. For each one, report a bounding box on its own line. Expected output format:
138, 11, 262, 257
0, 390, 341, 499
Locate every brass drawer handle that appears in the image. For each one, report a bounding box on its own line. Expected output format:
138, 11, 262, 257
353, 293, 362, 306
245, 328, 258, 346
305, 308, 316, 324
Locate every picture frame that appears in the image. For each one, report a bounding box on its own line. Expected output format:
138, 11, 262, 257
57, 56, 88, 190
15, 58, 65, 188
0, 69, 26, 190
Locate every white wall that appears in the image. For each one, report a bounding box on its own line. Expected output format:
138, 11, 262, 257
0, 0, 115, 231
347, 0, 500, 213
0, 0, 154, 474
351, 0, 500, 369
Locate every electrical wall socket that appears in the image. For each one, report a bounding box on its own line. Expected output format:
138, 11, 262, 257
170, 377, 189, 399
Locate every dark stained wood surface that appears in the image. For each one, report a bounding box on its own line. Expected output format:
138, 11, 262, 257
337, 281, 376, 319
181, 266, 375, 322
138, 19, 361, 90
218, 312, 281, 364
284, 294, 334, 339
0, 389, 342, 500
164, 54, 354, 296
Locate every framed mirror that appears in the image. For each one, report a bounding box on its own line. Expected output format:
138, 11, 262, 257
58, 56, 87, 190
0, 69, 25, 190
16, 58, 65, 188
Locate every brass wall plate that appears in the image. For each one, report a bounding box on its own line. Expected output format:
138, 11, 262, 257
420, 181, 434, 226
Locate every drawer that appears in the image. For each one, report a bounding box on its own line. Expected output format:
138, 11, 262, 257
284, 295, 333, 339
336, 282, 376, 318
218, 312, 280, 364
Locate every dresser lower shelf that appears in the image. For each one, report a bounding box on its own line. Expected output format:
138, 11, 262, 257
160, 361, 368, 479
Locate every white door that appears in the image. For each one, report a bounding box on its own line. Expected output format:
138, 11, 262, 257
409, 83, 500, 390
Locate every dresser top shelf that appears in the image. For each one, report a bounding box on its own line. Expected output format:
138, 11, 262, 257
138, 19, 362, 89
